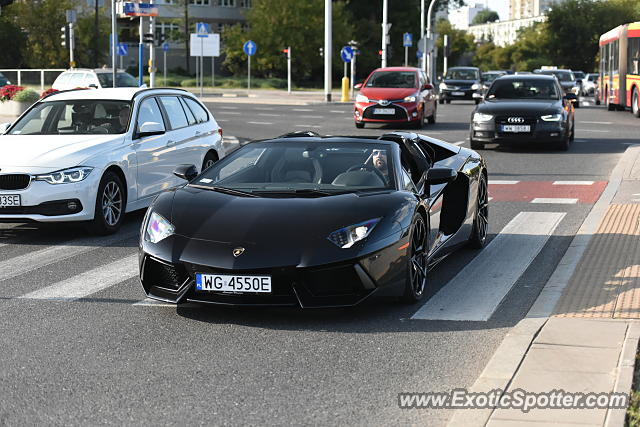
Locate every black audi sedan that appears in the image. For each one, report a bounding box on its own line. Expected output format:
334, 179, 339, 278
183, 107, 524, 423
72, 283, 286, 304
438, 66, 484, 104
469, 74, 576, 151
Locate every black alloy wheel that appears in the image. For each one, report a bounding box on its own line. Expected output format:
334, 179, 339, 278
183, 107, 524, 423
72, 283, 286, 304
402, 214, 429, 303
89, 171, 125, 235
469, 174, 488, 249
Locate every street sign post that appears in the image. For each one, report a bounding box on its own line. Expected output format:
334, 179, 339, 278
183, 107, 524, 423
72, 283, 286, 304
117, 42, 128, 70
195, 23, 209, 96
403, 32, 412, 66
243, 40, 256, 93
190, 33, 220, 95
340, 46, 354, 102
162, 42, 169, 86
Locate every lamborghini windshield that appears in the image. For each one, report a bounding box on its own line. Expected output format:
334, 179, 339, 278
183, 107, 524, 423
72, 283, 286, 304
194, 140, 397, 196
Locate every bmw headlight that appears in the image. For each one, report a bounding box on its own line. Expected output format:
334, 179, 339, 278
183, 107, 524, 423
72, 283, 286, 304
471, 83, 481, 90
541, 113, 562, 122
328, 218, 381, 249
145, 212, 175, 244
356, 93, 369, 103
473, 112, 493, 123
439, 82, 448, 90
35, 167, 93, 184
403, 95, 417, 102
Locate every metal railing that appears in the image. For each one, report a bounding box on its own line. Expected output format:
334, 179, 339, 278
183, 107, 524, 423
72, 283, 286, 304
0, 69, 67, 91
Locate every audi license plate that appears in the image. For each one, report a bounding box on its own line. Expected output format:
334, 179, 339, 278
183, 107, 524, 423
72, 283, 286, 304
373, 108, 395, 115
501, 125, 531, 133
195, 273, 272, 293
0, 195, 21, 208
451, 91, 465, 96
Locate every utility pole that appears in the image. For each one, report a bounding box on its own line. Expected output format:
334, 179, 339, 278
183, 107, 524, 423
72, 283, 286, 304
287, 46, 292, 94
138, 15, 144, 86
324, 0, 332, 102
426, 0, 437, 84
381, 0, 388, 67
94, 0, 99, 68
443, 34, 448, 76
421, 0, 425, 73
111, 0, 116, 87
149, 15, 155, 88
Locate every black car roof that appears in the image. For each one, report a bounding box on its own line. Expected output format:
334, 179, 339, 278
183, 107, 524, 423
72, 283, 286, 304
495, 74, 557, 81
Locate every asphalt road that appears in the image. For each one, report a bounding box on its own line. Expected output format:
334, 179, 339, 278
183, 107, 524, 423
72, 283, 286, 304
0, 97, 638, 425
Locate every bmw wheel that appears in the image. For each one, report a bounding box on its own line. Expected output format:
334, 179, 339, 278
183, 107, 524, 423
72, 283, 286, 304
468, 174, 488, 249
90, 171, 125, 235
402, 214, 429, 303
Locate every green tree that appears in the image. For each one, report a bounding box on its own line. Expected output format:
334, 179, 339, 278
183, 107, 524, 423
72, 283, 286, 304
11, 0, 75, 68
436, 19, 476, 73
546, 0, 640, 71
222, 0, 354, 81
74, 8, 112, 68
0, 6, 27, 68
472, 9, 499, 25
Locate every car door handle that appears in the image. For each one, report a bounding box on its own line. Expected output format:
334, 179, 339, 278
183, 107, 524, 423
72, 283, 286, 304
166, 140, 176, 146
194, 130, 202, 136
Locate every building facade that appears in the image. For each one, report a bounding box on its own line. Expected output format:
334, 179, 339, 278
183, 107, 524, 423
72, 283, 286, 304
449, 3, 486, 31
509, 0, 565, 20
467, 14, 546, 47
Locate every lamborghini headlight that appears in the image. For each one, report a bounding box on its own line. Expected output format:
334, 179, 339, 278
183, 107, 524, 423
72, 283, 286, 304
145, 212, 175, 244
356, 93, 369, 103
35, 167, 93, 184
327, 218, 381, 249
473, 112, 493, 123
541, 113, 562, 122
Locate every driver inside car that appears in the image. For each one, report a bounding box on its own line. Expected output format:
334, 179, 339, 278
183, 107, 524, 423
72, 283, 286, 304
371, 148, 390, 182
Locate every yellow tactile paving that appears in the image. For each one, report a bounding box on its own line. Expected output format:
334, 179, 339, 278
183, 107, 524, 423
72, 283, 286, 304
554, 204, 640, 318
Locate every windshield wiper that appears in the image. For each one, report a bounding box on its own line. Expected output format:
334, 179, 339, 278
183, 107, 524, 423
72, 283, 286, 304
190, 184, 258, 198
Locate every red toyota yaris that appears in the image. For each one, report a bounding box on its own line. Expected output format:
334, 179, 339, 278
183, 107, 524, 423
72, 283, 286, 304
354, 67, 437, 129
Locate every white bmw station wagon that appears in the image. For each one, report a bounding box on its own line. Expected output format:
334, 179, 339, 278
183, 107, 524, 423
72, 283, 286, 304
0, 87, 225, 234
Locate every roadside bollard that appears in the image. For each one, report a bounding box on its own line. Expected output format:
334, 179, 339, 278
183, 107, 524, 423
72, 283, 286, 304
341, 76, 350, 102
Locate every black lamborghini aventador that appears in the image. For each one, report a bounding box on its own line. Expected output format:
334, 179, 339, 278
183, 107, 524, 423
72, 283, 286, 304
138, 131, 488, 308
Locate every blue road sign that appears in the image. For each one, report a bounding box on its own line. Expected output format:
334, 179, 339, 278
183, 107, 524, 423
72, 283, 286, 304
162, 42, 170, 52
196, 22, 210, 37
403, 33, 413, 47
116, 42, 128, 56
340, 46, 354, 63
243, 40, 257, 56
416, 50, 423, 59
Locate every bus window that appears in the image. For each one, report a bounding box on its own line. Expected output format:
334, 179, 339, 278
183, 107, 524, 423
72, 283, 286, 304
630, 38, 640, 75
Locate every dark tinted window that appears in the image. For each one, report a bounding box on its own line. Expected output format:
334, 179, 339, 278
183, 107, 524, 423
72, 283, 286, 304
183, 97, 209, 123
445, 68, 480, 80
96, 72, 139, 88
159, 96, 189, 129
366, 71, 417, 88
179, 97, 197, 125
486, 79, 560, 100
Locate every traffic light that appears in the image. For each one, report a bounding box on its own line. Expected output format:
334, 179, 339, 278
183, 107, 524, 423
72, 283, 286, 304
157, 32, 165, 47
319, 47, 323, 57
60, 24, 69, 47
143, 33, 154, 44
281, 48, 289, 58
378, 49, 383, 57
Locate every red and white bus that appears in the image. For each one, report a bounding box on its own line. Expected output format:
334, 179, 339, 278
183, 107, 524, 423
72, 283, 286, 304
598, 22, 640, 117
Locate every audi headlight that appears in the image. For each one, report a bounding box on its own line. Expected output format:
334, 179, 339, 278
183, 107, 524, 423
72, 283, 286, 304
473, 112, 493, 123
145, 212, 175, 244
35, 167, 93, 185
541, 113, 562, 122
403, 95, 417, 102
471, 83, 481, 90
439, 82, 448, 90
327, 218, 381, 249
356, 93, 369, 103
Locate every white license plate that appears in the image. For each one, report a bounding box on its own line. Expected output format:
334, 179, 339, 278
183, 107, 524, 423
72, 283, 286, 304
195, 273, 271, 293
0, 195, 21, 207
451, 91, 465, 96
501, 125, 531, 133
373, 108, 395, 115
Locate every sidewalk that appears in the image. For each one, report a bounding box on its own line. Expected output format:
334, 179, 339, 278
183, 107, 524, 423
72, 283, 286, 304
195, 88, 350, 105
449, 144, 640, 427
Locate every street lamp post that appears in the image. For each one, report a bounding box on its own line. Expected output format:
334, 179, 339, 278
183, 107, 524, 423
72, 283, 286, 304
324, 0, 332, 102
111, 0, 117, 87
426, 0, 437, 84
420, 0, 425, 72
381, 0, 388, 68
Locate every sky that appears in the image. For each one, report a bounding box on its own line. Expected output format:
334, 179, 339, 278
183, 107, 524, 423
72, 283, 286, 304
471, 0, 510, 21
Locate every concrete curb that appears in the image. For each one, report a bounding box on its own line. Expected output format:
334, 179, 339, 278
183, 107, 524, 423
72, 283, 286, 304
447, 144, 640, 427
